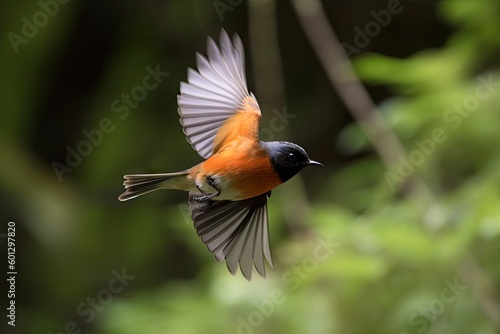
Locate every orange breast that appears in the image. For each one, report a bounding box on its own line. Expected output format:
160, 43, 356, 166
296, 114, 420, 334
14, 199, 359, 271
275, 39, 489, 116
194, 139, 282, 200
188, 96, 280, 200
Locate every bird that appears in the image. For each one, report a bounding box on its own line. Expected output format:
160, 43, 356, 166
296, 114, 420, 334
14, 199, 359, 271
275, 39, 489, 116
118, 29, 323, 280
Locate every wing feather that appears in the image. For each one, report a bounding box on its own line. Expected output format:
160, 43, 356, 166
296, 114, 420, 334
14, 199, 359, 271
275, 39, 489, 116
235, 213, 260, 279
189, 193, 272, 280
180, 82, 240, 105
196, 53, 241, 99
224, 216, 255, 277
179, 95, 234, 110
252, 208, 266, 276
180, 116, 227, 127
207, 37, 248, 98
220, 32, 247, 95
178, 29, 261, 159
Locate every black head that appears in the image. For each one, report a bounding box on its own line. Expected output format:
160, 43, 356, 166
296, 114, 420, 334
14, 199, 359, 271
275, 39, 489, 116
261, 141, 323, 183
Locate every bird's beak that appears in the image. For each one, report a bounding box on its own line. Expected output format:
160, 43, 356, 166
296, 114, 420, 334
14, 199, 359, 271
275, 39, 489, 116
304, 160, 324, 167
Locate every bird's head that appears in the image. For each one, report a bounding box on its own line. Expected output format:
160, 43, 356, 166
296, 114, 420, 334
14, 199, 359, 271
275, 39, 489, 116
261, 141, 323, 183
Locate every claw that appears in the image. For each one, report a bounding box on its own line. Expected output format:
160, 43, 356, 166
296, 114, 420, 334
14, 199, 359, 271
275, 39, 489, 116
193, 176, 221, 202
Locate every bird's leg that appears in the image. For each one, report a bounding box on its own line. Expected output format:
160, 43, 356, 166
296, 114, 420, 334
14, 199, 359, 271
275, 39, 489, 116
193, 176, 221, 202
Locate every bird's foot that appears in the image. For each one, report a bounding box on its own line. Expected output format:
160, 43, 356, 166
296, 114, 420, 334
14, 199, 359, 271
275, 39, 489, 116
193, 176, 221, 202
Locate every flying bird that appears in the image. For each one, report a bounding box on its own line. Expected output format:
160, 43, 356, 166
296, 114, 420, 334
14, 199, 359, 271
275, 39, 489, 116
118, 29, 322, 280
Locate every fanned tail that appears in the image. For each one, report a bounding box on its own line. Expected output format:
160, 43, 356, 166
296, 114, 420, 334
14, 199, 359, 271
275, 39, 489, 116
118, 171, 190, 201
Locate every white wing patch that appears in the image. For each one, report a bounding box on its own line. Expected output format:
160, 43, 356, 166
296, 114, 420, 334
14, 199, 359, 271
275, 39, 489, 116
178, 29, 253, 159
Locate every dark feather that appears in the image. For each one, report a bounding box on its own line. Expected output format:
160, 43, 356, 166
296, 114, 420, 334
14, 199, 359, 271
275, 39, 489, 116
189, 192, 273, 280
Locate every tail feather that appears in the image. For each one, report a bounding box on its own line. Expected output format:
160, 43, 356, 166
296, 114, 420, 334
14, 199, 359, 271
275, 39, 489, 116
118, 171, 190, 201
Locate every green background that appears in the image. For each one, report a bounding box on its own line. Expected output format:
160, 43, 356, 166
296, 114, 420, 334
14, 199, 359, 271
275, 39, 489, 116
1, 0, 499, 333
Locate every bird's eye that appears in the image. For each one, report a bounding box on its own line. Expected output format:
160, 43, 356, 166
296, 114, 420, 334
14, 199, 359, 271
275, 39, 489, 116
288, 153, 297, 161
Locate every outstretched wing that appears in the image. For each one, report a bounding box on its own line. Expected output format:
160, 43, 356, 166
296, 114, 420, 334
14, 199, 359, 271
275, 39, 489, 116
189, 193, 273, 280
178, 29, 262, 159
